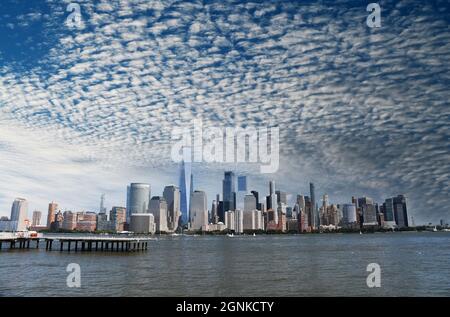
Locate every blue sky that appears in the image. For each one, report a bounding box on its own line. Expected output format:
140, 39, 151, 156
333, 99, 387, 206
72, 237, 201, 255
0, 0, 449, 224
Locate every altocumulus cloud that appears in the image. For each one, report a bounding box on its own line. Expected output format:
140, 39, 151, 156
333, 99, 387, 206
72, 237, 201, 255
0, 0, 448, 223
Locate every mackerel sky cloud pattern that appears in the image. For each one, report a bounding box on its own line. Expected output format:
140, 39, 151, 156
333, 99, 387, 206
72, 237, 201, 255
0, 0, 449, 223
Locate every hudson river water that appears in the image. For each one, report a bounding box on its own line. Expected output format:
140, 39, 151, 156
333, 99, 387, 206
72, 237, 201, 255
1, 232, 450, 296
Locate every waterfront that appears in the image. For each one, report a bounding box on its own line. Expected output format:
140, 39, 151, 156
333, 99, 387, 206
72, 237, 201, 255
1, 232, 449, 297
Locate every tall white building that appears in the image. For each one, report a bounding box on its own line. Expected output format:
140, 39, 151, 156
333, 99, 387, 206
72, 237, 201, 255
225, 211, 235, 231
10, 198, 28, 231
190, 191, 208, 231
130, 213, 155, 234
235, 209, 244, 234
163, 185, 180, 231
149, 196, 169, 232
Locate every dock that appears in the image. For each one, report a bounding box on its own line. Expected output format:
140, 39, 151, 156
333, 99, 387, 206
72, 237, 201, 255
0, 233, 151, 252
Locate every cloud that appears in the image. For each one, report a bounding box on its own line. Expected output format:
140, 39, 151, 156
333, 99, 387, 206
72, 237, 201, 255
0, 0, 448, 224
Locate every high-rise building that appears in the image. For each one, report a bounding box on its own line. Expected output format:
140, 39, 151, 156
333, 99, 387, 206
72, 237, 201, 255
130, 213, 155, 234
211, 199, 219, 224
76, 212, 97, 232
190, 190, 208, 231
393, 195, 408, 228
62, 211, 77, 231
236, 175, 247, 210
244, 194, 257, 213
149, 196, 169, 233
276, 190, 287, 205
362, 204, 378, 226
127, 183, 151, 223
309, 183, 316, 229
235, 209, 244, 234
32, 211, 42, 226
297, 195, 306, 211
223, 171, 236, 212
383, 198, 396, 228
10, 198, 28, 231
47, 202, 58, 229
96, 212, 110, 231
110, 207, 126, 232
163, 185, 181, 231
225, 211, 235, 231
342, 203, 357, 227
179, 147, 193, 225
268, 180, 278, 224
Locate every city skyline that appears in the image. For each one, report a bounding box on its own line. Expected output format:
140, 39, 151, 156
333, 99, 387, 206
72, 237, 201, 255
0, 167, 431, 228
0, 1, 449, 224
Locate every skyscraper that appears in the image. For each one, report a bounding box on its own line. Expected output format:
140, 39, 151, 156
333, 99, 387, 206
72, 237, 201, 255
236, 175, 247, 210
163, 185, 181, 231
268, 180, 278, 224
10, 198, 28, 231
393, 195, 409, 228
309, 183, 316, 229
110, 207, 126, 232
149, 196, 169, 233
223, 171, 236, 212
179, 147, 193, 225
127, 183, 151, 221
276, 190, 287, 205
47, 202, 58, 228
32, 211, 42, 226
190, 190, 208, 231
244, 194, 257, 213
383, 198, 396, 228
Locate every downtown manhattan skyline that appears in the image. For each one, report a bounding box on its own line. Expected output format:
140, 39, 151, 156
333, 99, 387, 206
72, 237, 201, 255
0, 0, 449, 225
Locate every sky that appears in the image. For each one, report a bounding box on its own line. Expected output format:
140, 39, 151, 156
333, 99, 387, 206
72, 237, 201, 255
0, 0, 449, 224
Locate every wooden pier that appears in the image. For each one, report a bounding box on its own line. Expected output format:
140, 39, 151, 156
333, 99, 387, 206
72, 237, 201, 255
0, 234, 151, 252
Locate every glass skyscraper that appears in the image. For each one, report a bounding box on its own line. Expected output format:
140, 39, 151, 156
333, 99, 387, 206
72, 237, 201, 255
179, 147, 193, 226
223, 171, 236, 212
127, 183, 151, 223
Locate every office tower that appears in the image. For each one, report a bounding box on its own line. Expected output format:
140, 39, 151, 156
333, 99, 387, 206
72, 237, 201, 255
127, 183, 151, 223
130, 213, 155, 234
190, 191, 208, 231
268, 180, 278, 224
244, 194, 257, 213
100, 194, 107, 213
235, 209, 244, 234
342, 204, 357, 227
32, 211, 42, 226
179, 147, 193, 225
218, 200, 224, 223
243, 209, 256, 230
10, 198, 28, 231
110, 207, 126, 232
358, 197, 374, 207
322, 194, 329, 208
297, 195, 306, 211
309, 183, 317, 229
62, 211, 77, 230
53, 210, 64, 230
236, 175, 247, 210
362, 204, 377, 226
276, 190, 287, 205
223, 171, 236, 212
47, 202, 58, 228
211, 199, 218, 224
393, 195, 408, 228
96, 212, 110, 231
225, 211, 235, 231
383, 198, 396, 228
126, 185, 131, 222
149, 196, 168, 232
163, 185, 181, 231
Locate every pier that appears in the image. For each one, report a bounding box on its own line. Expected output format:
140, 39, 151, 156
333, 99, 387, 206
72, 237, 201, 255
0, 233, 151, 252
